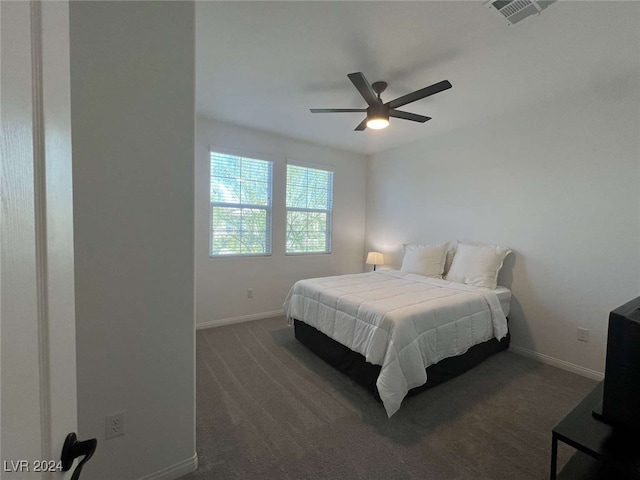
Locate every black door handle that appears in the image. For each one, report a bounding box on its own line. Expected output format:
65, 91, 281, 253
60, 432, 97, 480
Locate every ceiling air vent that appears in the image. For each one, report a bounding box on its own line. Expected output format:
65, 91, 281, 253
485, 0, 555, 26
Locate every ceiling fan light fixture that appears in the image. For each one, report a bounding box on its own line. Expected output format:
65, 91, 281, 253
366, 116, 389, 130
366, 105, 389, 130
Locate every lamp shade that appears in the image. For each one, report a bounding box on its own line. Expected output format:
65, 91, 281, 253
366, 252, 384, 265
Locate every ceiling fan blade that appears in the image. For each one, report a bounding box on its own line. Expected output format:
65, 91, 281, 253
389, 110, 431, 123
310, 108, 367, 113
354, 118, 367, 131
386, 80, 452, 109
347, 72, 379, 106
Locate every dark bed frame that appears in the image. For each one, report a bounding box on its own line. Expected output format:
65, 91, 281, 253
294, 319, 510, 400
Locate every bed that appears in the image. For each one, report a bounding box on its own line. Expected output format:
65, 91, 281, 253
283, 270, 510, 417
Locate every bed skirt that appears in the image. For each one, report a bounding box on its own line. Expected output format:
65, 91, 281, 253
294, 319, 511, 400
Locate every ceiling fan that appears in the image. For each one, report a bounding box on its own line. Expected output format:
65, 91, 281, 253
310, 72, 452, 131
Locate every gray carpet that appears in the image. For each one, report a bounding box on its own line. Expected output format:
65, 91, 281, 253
184, 316, 596, 480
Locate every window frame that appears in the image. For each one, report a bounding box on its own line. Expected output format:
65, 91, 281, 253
209, 147, 274, 258
285, 160, 334, 256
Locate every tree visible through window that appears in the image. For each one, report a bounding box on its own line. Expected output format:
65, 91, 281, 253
210, 152, 272, 256
286, 164, 334, 254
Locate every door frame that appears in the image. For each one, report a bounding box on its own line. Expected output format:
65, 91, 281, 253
1, 1, 78, 477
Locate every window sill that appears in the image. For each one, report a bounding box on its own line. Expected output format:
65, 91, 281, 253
209, 253, 272, 259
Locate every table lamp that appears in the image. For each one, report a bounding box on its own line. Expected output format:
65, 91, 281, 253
366, 252, 384, 271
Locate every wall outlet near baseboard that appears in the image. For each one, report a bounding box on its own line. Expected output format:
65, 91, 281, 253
247, 288, 253, 298
105, 412, 125, 439
577, 327, 590, 343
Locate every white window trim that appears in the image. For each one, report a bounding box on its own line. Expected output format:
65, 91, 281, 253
209, 147, 274, 258
285, 161, 334, 256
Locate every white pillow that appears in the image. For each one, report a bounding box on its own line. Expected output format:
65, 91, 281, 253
445, 242, 511, 289
401, 242, 449, 278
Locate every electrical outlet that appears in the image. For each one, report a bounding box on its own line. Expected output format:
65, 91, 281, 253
247, 288, 253, 298
105, 412, 125, 439
577, 327, 590, 343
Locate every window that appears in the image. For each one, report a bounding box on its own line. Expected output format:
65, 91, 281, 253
286, 164, 334, 254
210, 151, 272, 257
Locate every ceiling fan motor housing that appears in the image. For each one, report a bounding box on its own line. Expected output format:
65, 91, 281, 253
367, 103, 389, 122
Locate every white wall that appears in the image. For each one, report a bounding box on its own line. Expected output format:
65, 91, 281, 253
70, 2, 196, 479
196, 117, 367, 326
366, 75, 640, 377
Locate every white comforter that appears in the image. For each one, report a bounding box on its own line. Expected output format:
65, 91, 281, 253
283, 270, 508, 417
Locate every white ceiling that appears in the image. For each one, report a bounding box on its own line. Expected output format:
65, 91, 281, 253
196, 1, 640, 155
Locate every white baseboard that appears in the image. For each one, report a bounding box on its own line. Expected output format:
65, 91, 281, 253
196, 309, 285, 330
137, 453, 197, 480
509, 344, 604, 381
